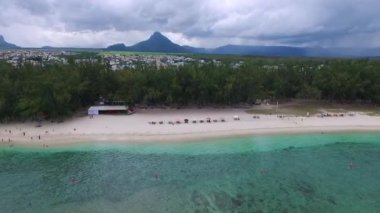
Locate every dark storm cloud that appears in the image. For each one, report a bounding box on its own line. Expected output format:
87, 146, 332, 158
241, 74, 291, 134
0, 0, 380, 48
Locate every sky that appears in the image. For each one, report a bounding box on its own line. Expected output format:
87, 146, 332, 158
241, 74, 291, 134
1, 0, 379, 48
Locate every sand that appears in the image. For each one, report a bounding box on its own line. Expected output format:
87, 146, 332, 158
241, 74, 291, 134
0, 108, 380, 147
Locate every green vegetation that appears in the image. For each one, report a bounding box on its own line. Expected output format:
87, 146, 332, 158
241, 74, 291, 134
0, 57, 380, 120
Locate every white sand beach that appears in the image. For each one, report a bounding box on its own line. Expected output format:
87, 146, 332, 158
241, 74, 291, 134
0, 108, 380, 147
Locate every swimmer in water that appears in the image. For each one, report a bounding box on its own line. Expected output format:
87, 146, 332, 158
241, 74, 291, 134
70, 176, 76, 184
154, 172, 160, 180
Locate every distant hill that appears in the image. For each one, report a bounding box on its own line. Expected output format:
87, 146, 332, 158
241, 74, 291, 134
211, 45, 307, 57
0, 35, 20, 49
107, 32, 189, 53
106, 43, 128, 51
182, 45, 207, 54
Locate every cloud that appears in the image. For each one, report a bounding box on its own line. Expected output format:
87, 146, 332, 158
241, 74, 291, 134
0, 0, 379, 48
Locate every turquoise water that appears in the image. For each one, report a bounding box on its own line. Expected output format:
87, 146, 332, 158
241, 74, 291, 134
0, 133, 379, 212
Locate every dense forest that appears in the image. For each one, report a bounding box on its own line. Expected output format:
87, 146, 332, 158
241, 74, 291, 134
0, 57, 380, 120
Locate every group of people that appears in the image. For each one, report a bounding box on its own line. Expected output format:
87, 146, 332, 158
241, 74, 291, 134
147, 115, 264, 125
148, 117, 228, 125
0, 127, 48, 147
318, 113, 355, 118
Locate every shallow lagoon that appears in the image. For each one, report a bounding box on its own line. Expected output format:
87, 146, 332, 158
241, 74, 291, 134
0, 133, 379, 212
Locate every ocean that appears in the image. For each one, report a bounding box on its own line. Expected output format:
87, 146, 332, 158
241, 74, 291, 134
0, 133, 379, 212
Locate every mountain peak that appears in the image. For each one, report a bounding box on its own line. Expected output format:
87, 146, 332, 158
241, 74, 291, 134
148, 31, 171, 42
106, 31, 189, 53
151, 31, 164, 37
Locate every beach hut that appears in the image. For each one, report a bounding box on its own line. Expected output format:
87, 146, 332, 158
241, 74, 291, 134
88, 107, 99, 116
87, 105, 129, 115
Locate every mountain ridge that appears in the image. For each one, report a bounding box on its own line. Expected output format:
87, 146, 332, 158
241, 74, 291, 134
1, 33, 380, 57
106, 32, 380, 57
0, 35, 20, 49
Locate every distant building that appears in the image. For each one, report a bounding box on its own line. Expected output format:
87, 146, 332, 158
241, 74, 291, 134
88, 99, 134, 115
88, 105, 129, 115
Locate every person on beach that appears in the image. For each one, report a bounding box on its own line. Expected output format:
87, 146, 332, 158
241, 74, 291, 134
38, 135, 41, 140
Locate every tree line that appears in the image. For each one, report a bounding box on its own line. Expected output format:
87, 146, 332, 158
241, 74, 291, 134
0, 57, 379, 120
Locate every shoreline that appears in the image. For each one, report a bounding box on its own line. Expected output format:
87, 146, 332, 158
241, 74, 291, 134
1, 108, 380, 147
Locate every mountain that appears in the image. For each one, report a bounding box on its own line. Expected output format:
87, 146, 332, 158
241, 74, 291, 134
106, 43, 128, 51
1, 32, 379, 57
0, 35, 20, 49
107, 32, 189, 53
106, 32, 380, 57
